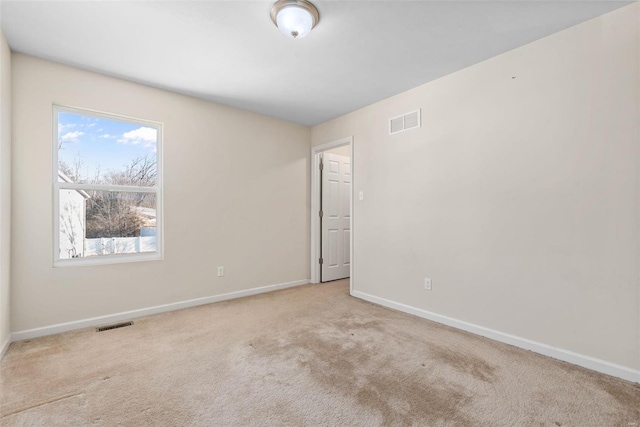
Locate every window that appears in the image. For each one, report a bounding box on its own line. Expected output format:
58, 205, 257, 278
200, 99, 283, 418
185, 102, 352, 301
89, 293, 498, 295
53, 105, 162, 266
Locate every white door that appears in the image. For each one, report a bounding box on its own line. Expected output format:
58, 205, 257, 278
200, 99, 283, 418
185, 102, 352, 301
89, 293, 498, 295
321, 152, 351, 282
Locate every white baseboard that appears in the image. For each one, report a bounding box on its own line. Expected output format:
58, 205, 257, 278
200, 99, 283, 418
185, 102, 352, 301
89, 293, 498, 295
351, 290, 640, 384
11, 279, 310, 342
0, 334, 11, 361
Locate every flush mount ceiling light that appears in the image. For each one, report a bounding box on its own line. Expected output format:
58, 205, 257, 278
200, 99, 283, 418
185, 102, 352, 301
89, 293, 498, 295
270, 0, 319, 39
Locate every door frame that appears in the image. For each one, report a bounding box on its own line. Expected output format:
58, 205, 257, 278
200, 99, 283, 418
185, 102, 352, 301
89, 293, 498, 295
310, 136, 354, 292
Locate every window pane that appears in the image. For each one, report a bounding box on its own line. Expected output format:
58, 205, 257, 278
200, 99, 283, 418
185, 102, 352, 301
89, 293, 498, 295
57, 111, 157, 186
59, 190, 157, 259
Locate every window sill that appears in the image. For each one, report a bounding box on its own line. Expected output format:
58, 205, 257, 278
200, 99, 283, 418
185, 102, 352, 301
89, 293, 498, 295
54, 252, 163, 268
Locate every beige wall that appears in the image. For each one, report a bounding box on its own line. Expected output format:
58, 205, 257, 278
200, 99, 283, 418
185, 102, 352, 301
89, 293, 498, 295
325, 144, 351, 157
11, 54, 311, 332
312, 4, 640, 371
0, 31, 11, 350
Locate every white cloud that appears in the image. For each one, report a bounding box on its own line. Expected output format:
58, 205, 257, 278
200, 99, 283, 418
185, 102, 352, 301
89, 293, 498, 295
99, 133, 114, 139
58, 123, 76, 134
118, 127, 157, 148
59, 131, 84, 143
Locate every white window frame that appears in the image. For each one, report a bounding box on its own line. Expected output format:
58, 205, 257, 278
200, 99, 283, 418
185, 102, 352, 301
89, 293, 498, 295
53, 105, 163, 267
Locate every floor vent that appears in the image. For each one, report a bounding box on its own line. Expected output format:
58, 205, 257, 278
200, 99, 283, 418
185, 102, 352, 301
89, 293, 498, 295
389, 109, 421, 135
96, 321, 133, 332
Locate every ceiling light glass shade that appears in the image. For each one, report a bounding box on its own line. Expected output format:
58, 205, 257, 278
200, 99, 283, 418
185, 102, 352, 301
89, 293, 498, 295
271, 0, 319, 39
277, 6, 313, 38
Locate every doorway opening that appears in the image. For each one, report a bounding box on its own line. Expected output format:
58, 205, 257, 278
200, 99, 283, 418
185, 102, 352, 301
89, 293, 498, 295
310, 137, 353, 291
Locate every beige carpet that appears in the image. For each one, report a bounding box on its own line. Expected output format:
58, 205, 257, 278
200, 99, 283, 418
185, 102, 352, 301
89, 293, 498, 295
1, 280, 638, 426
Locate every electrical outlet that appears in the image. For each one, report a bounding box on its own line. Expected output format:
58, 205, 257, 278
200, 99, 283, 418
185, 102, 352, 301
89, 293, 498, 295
359, 191, 364, 201
217, 266, 224, 277
424, 278, 432, 291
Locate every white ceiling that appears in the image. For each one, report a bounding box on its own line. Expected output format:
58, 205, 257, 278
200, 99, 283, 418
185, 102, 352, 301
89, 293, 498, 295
0, 1, 631, 126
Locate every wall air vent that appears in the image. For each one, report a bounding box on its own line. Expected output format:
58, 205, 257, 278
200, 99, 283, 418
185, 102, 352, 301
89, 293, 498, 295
389, 109, 421, 135
96, 321, 133, 332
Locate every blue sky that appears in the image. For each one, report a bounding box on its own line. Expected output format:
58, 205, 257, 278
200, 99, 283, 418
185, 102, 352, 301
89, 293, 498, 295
57, 111, 157, 182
